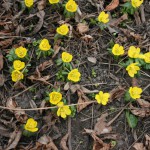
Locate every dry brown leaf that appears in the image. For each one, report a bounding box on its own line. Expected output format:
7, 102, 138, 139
109, 87, 125, 102
38, 0, 46, 10
40, 100, 46, 114
14, 81, 26, 90
38, 135, 58, 150
81, 34, 93, 42
52, 45, 61, 58
64, 82, 70, 91
0, 38, 13, 48
77, 90, 93, 112
94, 113, 112, 135
60, 133, 69, 150
110, 14, 128, 27
105, 0, 119, 11
6, 129, 22, 150
132, 143, 146, 150
6, 98, 17, 112
130, 104, 150, 117
38, 59, 53, 72
137, 99, 150, 108
70, 84, 98, 94
145, 134, 150, 149
77, 23, 89, 34
30, 11, 45, 35
87, 57, 97, 64
0, 53, 3, 71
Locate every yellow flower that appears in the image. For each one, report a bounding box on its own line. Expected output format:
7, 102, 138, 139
68, 69, 81, 82
49, 0, 59, 4
95, 91, 110, 105
11, 70, 24, 82
56, 24, 69, 36
39, 39, 51, 51
126, 63, 140, 77
144, 52, 150, 63
15, 46, 27, 58
128, 46, 140, 58
13, 60, 25, 71
65, 0, 78, 13
57, 102, 71, 119
49, 92, 62, 105
62, 52, 73, 62
24, 118, 38, 132
112, 44, 125, 56
24, 0, 33, 8
131, 0, 143, 8
138, 54, 145, 59
98, 11, 109, 24
129, 87, 142, 99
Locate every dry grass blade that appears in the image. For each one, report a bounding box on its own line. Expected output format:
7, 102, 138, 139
60, 133, 69, 150
105, 0, 119, 11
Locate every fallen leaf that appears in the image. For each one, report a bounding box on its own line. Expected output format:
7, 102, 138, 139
14, 81, 26, 90
105, 0, 119, 11
30, 11, 45, 35
38, 59, 53, 72
132, 143, 146, 150
94, 113, 112, 135
137, 99, 150, 108
87, 57, 97, 64
77, 90, 93, 112
6, 129, 22, 150
77, 23, 89, 34
145, 134, 150, 149
60, 133, 69, 150
81, 34, 93, 42
40, 100, 46, 114
38, 0, 46, 10
109, 87, 125, 102
64, 82, 70, 91
130, 104, 150, 117
6, 98, 17, 112
0, 38, 13, 48
52, 45, 61, 58
0, 53, 3, 70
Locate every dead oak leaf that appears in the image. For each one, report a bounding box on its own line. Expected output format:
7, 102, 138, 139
130, 104, 150, 117
77, 23, 89, 34
137, 99, 150, 108
60, 133, 69, 150
77, 90, 93, 112
132, 143, 146, 150
94, 113, 112, 135
105, 0, 119, 11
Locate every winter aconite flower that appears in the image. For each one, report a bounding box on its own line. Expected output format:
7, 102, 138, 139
65, 0, 78, 13
131, 0, 143, 8
98, 11, 109, 24
15, 46, 27, 58
49, 92, 62, 105
11, 70, 24, 82
95, 91, 110, 105
49, 0, 59, 4
13, 60, 25, 71
128, 46, 140, 58
68, 69, 81, 82
39, 39, 51, 51
57, 102, 71, 119
24, 118, 38, 132
24, 0, 33, 8
62, 52, 73, 62
129, 87, 142, 99
144, 52, 150, 63
56, 24, 69, 36
126, 63, 140, 77
112, 44, 124, 56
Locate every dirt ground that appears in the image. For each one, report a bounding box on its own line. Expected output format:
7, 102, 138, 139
0, 0, 150, 150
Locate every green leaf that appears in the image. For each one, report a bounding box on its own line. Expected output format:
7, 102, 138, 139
126, 111, 138, 128
124, 91, 131, 102
70, 106, 76, 118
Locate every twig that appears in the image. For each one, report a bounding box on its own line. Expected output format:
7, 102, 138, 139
140, 5, 146, 23
0, 101, 96, 111
107, 102, 130, 126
